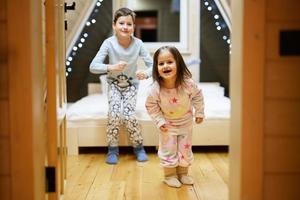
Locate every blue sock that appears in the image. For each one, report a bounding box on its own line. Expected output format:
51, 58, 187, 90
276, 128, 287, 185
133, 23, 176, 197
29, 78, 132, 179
106, 146, 119, 164
134, 145, 148, 162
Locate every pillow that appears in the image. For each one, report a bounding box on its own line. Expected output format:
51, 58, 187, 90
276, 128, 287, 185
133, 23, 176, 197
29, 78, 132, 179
99, 75, 107, 94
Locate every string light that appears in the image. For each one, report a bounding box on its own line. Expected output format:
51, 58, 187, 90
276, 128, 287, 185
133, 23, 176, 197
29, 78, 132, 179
66, 0, 104, 77
203, 0, 230, 47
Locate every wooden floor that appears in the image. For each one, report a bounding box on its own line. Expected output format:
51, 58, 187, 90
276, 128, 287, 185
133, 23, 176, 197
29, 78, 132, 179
63, 148, 229, 200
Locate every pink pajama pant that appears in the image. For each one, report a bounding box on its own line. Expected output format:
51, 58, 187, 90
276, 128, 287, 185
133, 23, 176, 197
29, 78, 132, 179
158, 126, 194, 167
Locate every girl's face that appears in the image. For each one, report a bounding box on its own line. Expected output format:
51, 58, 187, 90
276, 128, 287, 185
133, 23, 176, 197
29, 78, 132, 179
113, 15, 134, 39
157, 50, 177, 83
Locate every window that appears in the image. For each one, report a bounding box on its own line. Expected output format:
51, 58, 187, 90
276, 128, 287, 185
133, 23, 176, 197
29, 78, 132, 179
126, 0, 188, 51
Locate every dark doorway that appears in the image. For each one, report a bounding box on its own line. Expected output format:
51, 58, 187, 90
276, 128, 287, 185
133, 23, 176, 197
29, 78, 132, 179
134, 11, 158, 42
140, 29, 157, 42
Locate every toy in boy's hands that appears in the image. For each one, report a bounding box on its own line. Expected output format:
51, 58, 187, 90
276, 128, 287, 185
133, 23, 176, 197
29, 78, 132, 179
195, 117, 203, 124
135, 70, 148, 80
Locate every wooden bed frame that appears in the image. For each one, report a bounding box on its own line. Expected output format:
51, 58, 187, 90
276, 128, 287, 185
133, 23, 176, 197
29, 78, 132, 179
67, 118, 230, 155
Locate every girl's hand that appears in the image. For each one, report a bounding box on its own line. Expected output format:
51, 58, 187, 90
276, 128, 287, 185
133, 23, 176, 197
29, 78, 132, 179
136, 70, 148, 80
195, 117, 203, 124
159, 124, 168, 132
108, 61, 127, 71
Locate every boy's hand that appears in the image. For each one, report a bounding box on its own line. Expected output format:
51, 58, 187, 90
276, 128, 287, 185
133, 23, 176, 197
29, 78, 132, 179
136, 70, 148, 80
159, 124, 168, 132
108, 61, 127, 71
195, 117, 203, 124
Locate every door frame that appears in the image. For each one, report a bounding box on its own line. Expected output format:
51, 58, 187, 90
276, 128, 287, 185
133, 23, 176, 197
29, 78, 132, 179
7, 0, 46, 199
229, 0, 264, 199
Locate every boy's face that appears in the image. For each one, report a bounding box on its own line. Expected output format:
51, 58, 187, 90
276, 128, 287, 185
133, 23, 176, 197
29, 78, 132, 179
157, 50, 177, 83
113, 15, 134, 39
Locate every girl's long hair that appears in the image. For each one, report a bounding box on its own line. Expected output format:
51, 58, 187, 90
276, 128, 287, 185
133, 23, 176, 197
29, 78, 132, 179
152, 46, 192, 88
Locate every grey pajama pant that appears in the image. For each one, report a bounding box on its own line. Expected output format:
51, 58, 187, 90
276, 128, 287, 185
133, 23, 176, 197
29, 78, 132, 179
106, 83, 143, 147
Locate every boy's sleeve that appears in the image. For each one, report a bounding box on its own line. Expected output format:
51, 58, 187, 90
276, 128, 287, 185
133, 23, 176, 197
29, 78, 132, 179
145, 88, 166, 129
89, 40, 109, 74
190, 80, 205, 118
139, 43, 153, 77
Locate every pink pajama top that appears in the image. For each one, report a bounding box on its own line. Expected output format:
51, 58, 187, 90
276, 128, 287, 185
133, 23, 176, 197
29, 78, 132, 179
145, 78, 204, 132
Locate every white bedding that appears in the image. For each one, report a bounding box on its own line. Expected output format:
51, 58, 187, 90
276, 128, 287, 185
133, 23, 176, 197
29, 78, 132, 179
67, 79, 230, 122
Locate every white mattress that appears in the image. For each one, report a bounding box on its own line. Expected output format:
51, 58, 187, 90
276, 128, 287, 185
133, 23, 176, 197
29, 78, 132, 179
67, 79, 230, 123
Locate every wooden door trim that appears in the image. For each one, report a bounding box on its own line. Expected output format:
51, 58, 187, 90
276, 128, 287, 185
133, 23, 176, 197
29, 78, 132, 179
8, 0, 45, 199
230, 0, 264, 199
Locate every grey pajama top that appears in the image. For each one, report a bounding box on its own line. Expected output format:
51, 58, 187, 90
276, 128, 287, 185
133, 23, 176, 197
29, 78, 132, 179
89, 35, 153, 86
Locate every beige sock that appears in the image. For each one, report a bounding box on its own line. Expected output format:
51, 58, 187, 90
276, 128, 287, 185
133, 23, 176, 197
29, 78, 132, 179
176, 166, 194, 185
164, 167, 177, 178
163, 167, 182, 187
176, 166, 188, 177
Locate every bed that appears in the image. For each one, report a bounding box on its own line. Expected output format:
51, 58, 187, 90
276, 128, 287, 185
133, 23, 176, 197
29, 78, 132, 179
66, 77, 230, 155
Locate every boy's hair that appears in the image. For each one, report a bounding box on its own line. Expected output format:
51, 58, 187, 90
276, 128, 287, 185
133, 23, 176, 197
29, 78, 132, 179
152, 46, 192, 87
113, 7, 136, 24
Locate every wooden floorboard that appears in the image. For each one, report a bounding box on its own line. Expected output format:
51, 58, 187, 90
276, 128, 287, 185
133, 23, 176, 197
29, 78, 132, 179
63, 149, 229, 200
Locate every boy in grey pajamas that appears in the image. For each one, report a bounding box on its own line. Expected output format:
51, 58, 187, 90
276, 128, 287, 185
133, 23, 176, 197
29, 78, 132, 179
89, 8, 152, 164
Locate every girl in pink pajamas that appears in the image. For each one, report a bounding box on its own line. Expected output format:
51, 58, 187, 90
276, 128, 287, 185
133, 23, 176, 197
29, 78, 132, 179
145, 46, 204, 188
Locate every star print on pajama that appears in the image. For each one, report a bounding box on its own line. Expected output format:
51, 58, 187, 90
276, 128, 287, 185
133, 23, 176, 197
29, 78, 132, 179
158, 129, 194, 167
